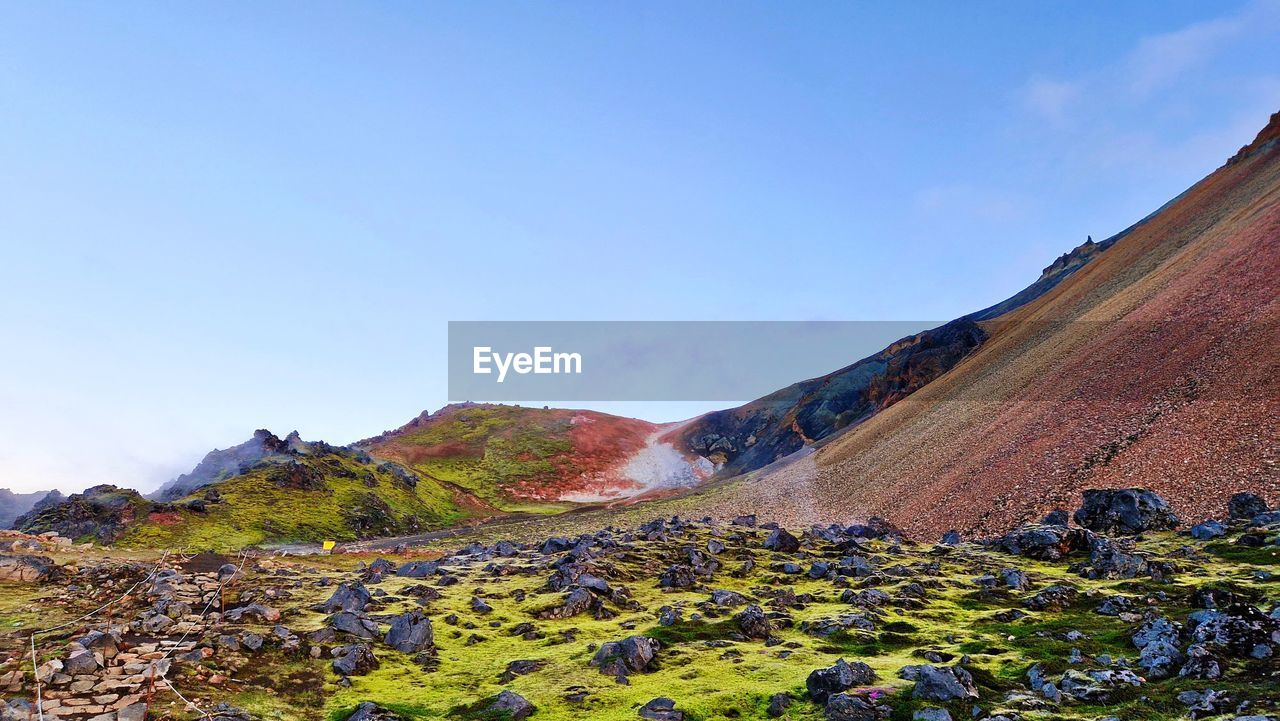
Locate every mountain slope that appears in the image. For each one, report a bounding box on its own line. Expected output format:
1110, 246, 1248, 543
0, 488, 56, 529
360, 403, 708, 508
707, 111, 1280, 537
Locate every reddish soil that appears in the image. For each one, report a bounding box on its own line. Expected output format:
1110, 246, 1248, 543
706, 112, 1280, 538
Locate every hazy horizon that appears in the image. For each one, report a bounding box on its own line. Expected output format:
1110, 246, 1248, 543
2, 1, 1279, 494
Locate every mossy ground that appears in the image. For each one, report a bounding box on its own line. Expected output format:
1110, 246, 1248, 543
3, 521, 1277, 721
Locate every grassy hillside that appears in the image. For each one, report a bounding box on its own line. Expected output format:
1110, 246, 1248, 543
360, 404, 659, 511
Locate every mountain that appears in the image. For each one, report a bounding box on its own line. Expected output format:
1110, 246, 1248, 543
0, 488, 57, 529
700, 110, 1280, 538
151, 429, 301, 501
358, 402, 711, 508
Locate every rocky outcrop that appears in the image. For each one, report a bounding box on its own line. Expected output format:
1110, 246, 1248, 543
1073, 488, 1180, 535
13, 485, 154, 543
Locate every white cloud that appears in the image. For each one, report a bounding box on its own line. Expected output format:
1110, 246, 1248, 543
1024, 77, 1081, 125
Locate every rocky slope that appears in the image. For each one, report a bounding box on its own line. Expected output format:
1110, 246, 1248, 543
0, 488, 1277, 720
700, 110, 1280, 538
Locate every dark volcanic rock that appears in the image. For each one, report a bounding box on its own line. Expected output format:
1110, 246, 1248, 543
590, 636, 660, 678
638, 697, 683, 721
764, 528, 801, 553
1229, 492, 1269, 521
806, 659, 878, 703
901, 664, 978, 701
320, 582, 372, 613
485, 691, 535, 721
332, 643, 379, 676
825, 693, 890, 721
346, 702, 404, 721
735, 604, 771, 639
996, 524, 1088, 561
384, 610, 434, 653
1073, 488, 1179, 535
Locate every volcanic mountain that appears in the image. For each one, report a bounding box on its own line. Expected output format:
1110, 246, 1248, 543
695, 111, 1280, 538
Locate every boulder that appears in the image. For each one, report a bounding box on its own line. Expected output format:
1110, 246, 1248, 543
735, 605, 771, 640
901, 664, 978, 701
763, 528, 800, 553
1057, 668, 1143, 702
1132, 616, 1184, 679
709, 589, 750, 607
1073, 488, 1178, 535
996, 525, 1087, 561
590, 636, 660, 678
328, 612, 380, 639
766, 693, 791, 718
0, 555, 56, 582
1191, 521, 1227, 540
384, 610, 434, 653
332, 643, 379, 676
824, 693, 890, 721
320, 582, 372, 613
486, 691, 535, 721
806, 659, 878, 703
638, 697, 682, 721
346, 702, 404, 721
1229, 493, 1269, 521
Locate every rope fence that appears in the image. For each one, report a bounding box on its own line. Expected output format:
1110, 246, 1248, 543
24, 549, 251, 721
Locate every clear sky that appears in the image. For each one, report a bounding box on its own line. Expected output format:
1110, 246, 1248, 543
1, 1, 1278, 494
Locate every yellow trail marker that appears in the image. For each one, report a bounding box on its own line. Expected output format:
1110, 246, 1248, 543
322, 540, 336, 552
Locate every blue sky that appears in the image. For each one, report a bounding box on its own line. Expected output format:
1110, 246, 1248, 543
1, 1, 1278, 494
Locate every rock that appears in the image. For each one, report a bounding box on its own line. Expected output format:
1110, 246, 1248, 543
207, 704, 254, 721
225, 603, 281, 622
396, 561, 439, 578
806, 659, 878, 703
709, 589, 750, 607
996, 525, 1087, 561
471, 596, 493, 614
766, 693, 791, 717
320, 583, 372, 613
1024, 584, 1078, 611
914, 710, 953, 721
1132, 616, 1184, 679
735, 605, 771, 639
1042, 509, 1069, 526
332, 643, 378, 676
1073, 488, 1179, 535
63, 648, 99, 675
499, 659, 544, 682
940, 530, 961, 545
1189, 603, 1280, 657
0, 555, 56, 582
1178, 644, 1222, 679
901, 664, 978, 701
346, 702, 404, 720
329, 612, 380, 639
486, 691, 535, 721
1000, 568, 1029, 590
731, 514, 757, 527
384, 610, 434, 653
638, 697, 682, 721
706, 539, 725, 555
590, 636, 660, 678
824, 693, 889, 721
763, 528, 800, 553
1058, 668, 1143, 702
1229, 493, 1269, 521
1191, 520, 1228, 540
659, 564, 698, 589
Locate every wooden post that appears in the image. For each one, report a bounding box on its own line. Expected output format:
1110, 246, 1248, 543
143, 666, 155, 721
